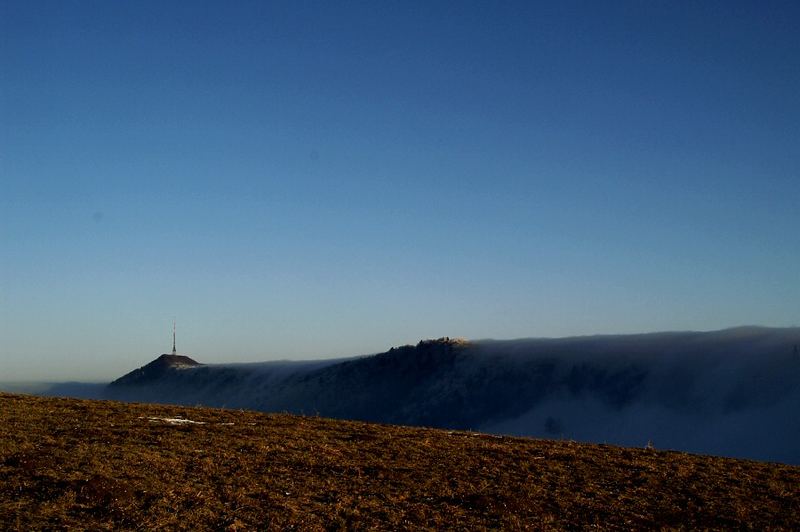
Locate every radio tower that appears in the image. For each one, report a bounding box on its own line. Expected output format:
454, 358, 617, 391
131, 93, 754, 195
172, 319, 177, 355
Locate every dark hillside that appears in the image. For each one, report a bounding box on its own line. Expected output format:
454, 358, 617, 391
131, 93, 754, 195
1, 393, 799, 530
111, 354, 202, 386
102, 328, 800, 464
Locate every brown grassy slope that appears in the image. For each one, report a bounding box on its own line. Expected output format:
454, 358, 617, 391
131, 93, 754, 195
0, 393, 798, 530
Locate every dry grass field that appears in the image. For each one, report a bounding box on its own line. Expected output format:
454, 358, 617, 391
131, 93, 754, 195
1, 392, 798, 530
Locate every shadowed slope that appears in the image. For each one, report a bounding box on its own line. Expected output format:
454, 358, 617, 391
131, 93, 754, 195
103, 328, 800, 463
111, 354, 202, 386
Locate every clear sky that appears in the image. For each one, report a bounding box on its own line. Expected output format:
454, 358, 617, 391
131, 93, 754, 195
2, 1, 799, 380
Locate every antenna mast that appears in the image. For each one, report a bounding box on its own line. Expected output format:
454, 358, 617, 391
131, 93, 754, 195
172, 319, 177, 355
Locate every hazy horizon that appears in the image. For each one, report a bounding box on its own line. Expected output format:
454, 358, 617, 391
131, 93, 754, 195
2, 324, 798, 382
2, 2, 799, 381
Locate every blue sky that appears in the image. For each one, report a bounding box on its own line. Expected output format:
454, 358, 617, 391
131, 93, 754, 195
2, 1, 799, 380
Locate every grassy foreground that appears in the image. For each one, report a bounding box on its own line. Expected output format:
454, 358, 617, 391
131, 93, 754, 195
1, 392, 798, 530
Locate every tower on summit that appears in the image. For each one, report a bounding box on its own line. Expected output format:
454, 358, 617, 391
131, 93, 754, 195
172, 319, 177, 355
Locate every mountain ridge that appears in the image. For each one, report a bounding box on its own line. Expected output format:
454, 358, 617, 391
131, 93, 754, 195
100, 327, 800, 464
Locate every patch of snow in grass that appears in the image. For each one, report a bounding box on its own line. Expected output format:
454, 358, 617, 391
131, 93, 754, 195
142, 416, 206, 425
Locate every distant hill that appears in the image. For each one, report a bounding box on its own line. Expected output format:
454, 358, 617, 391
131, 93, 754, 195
2, 392, 799, 529
111, 354, 202, 386
102, 326, 800, 464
